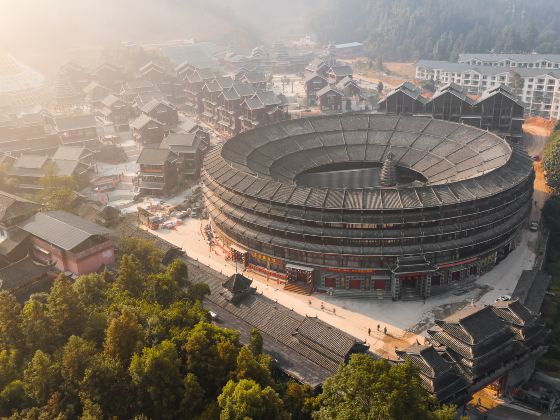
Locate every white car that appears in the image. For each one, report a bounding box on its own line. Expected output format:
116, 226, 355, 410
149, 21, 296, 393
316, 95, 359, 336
209, 311, 218, 320
495, 295, 511, 302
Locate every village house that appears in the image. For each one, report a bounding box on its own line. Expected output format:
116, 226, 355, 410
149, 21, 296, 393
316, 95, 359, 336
160, 132, 205, 179
0, 256, 53, 303
92, 62, 124, 90
83, 81, 111, 106
130, 114, 165, 144
136, 147, 182, 195
327, 65, 353, 84
176, 117, 210, 150
304, 74, 328, 105
99, 94, 131, 131
121, 79, 161, 104
54, 114, 100, 148
316, 85, 343, 111
6, 152, 91, 192
20, 210, 115, 276
234, 69, 267, 91
0, 113, 58, 156
140, 99, 178, 128
238, 91, 286, 132
379, 81, 524, 138
0, 191, 41, 267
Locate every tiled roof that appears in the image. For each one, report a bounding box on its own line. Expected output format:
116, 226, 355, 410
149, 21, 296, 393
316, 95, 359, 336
20, 211, 112, 251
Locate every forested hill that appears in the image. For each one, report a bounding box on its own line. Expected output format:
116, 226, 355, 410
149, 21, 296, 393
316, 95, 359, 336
310, 0, 560, 61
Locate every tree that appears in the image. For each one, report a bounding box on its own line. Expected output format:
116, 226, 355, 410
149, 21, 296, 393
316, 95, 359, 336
186, 282, 211, 303
23, 350, 59, 406
0, 380, 27, 417
35, 168, 78, 211
0, 291, 22, 349
248, 329, 263, 355
181, 373, 205, 416
314, 354, 456, 420
21, 294, 52, 353
509, 71, 524, 95
377, 81, 384, 95
217, 379, 288, 420
542, 196, 560, 236
184, 322, 240, 392
103, 309, 145, 366
235, 346, 273, 388
72, 273, 108, 309
0, 349, 20, 390
282, 381, 314, 420
119, 237, 163, 274
47, 274, 87, 342
80, 354, 134, 418
60, 336, 97, 394
129, 340, 184, 419
115, 255, 145, 297
543, 131, 560, 193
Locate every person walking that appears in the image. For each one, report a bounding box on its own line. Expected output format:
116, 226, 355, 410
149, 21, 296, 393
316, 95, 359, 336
368, 328, 371, 336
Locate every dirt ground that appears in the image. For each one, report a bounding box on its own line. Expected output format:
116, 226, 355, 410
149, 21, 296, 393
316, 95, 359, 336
341, 58, 414, 91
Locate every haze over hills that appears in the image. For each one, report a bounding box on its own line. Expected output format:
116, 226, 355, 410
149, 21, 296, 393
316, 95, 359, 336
311, 0, 560, 61
2, 0, 560, 73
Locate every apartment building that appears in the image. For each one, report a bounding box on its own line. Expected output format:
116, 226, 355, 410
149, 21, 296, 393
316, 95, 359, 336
415, 59, 560, 119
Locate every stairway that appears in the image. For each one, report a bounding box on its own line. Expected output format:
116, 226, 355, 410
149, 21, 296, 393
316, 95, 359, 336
283, 282, 313, 296
328, 289, 393, 300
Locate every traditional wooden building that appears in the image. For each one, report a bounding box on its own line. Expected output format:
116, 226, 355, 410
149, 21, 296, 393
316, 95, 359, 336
380, 82, 525, 139
160, 132, 205, 179
327, 65, 353, 84
54, 114, 99, 148
395, 344, 469, 405
199, 79, 224, 125
140, 99, 178, 128
20, 210, 115, 276
0, 113, 58, 156
304, 74, 328, 105
0, 256, 53, 302
316, 85, 343, 111
473, 85, 524, 139
92, 62, 124, 90
6, 152, 90, 192
378, 82, 428, 115
136, 147, 181, 195
121, 79, 161, 104
130, 114, 165, 144
0, 191, 40, 266
234, 69, 267, 91
83, 82, 111, 107
100, 94, 130, 130
425, 83, 477, 123
398, 300, 548, 405
238, 91, 286, 132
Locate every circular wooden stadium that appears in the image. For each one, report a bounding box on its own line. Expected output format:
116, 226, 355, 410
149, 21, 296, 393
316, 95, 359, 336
202, 114, 534, 300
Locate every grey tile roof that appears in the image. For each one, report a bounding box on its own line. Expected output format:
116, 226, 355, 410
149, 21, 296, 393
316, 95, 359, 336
233, 83, 255, 97
51, 146, 88, 161
130, 114, 162, 130
316, 85, 343, 97
13, 155, 48, 169
141, 98, 174, 115
54, 114, 97, 132
161, 133, 199, 150
20, 211, 112, 251
137, 147, 176, 165
0, 191, 39, 223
